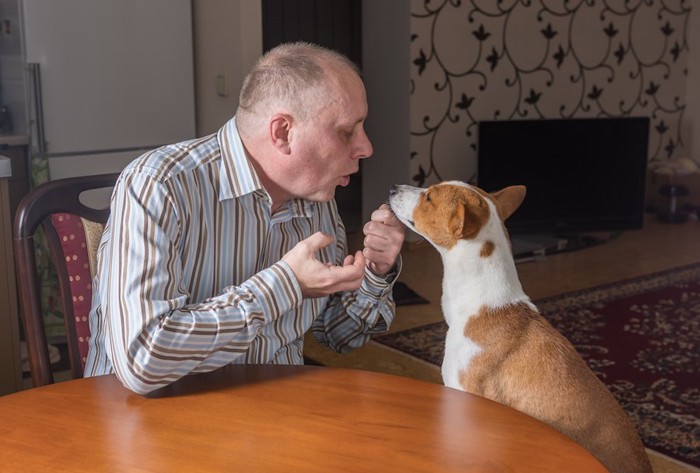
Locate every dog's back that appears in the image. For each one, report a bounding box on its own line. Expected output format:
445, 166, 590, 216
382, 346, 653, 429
389, 182, 652, 473
463, 301, 649, 473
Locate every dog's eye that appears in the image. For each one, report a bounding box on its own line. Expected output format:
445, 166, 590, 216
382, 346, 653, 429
424, 192, 431, 202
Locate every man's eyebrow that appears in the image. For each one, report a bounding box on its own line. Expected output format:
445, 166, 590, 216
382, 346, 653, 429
337, 117, 364, 128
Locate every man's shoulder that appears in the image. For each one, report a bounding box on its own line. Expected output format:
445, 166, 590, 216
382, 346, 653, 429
125, 133, 221, 184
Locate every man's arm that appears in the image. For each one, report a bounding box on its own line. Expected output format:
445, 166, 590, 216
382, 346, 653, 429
310, 203, 406, 352
101, 172, 303, 394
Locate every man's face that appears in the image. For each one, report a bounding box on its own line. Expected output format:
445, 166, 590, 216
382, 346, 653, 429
288, 72, 373, 202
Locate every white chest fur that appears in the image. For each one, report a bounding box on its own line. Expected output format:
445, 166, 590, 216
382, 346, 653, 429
438, 239, 529, 389
441, 322, 482, 389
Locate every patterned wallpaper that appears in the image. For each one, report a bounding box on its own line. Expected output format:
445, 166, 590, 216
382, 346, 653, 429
410, 0, 691, 186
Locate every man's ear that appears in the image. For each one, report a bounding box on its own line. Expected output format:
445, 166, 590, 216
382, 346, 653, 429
270, 114, 293, 154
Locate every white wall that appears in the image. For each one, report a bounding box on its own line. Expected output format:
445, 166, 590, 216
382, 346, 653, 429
192, 0, 262, 136
361, 0, 411, 221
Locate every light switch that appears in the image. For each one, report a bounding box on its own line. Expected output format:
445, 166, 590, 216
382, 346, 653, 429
216, 75, 228, 97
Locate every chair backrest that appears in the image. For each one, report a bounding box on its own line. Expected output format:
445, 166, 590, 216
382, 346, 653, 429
13, 173, 119, 387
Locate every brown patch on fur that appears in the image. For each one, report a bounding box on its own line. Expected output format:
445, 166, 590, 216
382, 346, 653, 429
412, 185, 490, 249
480, 240, 495, 257
458, 303, 652, 473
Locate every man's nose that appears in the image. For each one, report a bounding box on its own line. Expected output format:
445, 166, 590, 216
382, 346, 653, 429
355, 130, 373, 159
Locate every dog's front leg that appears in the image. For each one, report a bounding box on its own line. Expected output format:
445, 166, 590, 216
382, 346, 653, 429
441, 327, 481, 391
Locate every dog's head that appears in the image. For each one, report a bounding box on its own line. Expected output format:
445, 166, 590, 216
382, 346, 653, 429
389, 181, 526, 250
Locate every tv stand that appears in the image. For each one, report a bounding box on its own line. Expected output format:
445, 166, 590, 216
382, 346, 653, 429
512, 233, 610, 263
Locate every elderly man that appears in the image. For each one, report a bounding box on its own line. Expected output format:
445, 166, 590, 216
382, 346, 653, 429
85, 42, 406, 394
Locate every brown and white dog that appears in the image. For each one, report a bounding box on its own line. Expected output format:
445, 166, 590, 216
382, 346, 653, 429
389, 181, 652, 473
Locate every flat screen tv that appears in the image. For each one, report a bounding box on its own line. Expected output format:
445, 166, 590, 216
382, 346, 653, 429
477, 117, 650, 236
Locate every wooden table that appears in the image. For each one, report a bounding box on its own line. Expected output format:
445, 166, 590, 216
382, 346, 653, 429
0, 365, 607, 472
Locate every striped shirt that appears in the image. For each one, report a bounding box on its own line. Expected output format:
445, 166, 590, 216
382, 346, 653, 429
84, 117, 399, 394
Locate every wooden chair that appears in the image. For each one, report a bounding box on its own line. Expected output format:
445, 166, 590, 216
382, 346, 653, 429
13, 173, 119, 387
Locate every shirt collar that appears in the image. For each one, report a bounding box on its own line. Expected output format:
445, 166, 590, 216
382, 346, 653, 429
216, 116, 314, 219
217, 116, 264, 201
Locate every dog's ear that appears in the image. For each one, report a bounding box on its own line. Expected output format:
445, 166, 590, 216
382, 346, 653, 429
449, 203, 466, 239
492, 185, 526, 221
452, 199, 487, 240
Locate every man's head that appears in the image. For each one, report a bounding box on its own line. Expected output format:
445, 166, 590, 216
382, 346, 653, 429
236, 42, 372, 207
237, 42, 360, 131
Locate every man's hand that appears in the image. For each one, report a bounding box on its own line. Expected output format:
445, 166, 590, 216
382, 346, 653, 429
362, 204, 406, 276
282, 232, 366, 298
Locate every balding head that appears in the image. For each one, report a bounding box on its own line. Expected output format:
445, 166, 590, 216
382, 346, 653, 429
236, 42, 361, 138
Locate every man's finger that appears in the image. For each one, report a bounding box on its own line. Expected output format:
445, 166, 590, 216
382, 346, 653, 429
352, 250, 366, 269
371, 206, 401, 227
304, 232, 334, 253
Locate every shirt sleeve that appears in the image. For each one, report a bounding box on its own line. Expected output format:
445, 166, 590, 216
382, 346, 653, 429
100, 171, 303, 394
309, 217, 402, 353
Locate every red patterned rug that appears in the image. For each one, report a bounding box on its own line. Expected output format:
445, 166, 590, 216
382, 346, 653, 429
375, 263, 700, 468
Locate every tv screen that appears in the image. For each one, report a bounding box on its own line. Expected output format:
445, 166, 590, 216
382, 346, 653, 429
477, 117, 650, 235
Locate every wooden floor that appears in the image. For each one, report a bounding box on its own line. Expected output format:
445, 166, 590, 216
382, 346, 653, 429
304, 213, 700, 473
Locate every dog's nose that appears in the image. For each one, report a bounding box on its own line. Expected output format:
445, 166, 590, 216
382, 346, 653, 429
389, 185, 397, 196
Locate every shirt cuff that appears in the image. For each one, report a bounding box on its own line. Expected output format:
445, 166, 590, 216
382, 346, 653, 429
360, 255, 403, 299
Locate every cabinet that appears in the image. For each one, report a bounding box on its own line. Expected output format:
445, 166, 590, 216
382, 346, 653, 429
0, 139, 29, 395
